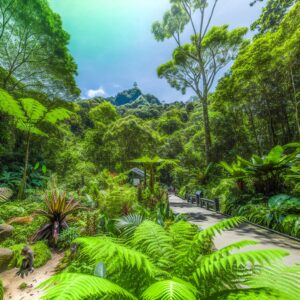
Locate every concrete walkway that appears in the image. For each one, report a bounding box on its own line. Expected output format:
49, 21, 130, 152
169, 194, 300, 266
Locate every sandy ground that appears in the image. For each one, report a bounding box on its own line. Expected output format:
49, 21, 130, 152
0, 252, 63, 300
170, 194, 300, 266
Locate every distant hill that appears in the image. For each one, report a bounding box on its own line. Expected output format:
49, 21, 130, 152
78, 84, 161, 107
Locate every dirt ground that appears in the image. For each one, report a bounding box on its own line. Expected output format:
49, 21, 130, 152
0, 252, 63, 300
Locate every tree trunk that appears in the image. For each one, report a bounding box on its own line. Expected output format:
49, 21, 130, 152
199, 92, 212, 164
290, 67, 300, 138
18, 132, 30, 199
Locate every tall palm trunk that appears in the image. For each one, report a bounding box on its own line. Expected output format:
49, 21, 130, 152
18, 132, 31, 199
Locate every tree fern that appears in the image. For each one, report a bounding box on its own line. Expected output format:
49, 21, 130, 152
205, 288, 289, 300
0, 88, 24, 118
132, 221, 174, 269
194, 249, 289, 282
142, 279, 198, 300
194, 217, 245, 244
39, 273, 137, 300
203, 240, 258, 262
115, 214, 145, 238
247, 264, 300, 300
75, 236, 163, 280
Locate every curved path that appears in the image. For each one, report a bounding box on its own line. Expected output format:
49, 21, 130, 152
0, 252, 63, 300
169, 194, 300, 266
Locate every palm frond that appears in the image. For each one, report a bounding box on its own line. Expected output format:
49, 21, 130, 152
142, 279, 198, 300
39, 273, 137, 300
247, 264, 300, 300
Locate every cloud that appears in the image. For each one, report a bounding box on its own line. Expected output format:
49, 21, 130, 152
86, 86, 106, 98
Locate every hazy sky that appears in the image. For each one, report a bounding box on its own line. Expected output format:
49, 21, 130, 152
49, 0, 264, 102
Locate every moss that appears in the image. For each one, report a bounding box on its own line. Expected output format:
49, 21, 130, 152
18, 282, 28, 290
9, 241, 51, 269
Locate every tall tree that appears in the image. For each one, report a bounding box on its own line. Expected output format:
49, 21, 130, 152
250, 0, 297, 34
0, 89, 72, 198
0, 0, 80, 99
152, 0, 247, 163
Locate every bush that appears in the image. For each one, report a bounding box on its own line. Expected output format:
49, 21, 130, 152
98, 184, 138, 217
57, 227, 80, 250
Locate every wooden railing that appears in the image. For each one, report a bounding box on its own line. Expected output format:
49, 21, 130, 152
184, 192, 220, 212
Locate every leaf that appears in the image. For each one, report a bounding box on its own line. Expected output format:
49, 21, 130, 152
39, 273, 137, 300
42, 164, 47, 174
142, 279, 198, 300
34, 162, 40, 170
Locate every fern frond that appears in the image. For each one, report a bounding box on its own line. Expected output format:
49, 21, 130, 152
75, 236, 162, 279
19, 98, 47, 124
142, 279, 198, 300
205, 288, 289, 300
247, 264, 300, 300
195, 217, 245, 244
194, 249, 288, 283
115, 214, 145, 238
43, 108, 72, 124
168, 221, 198, 248
204, 240, 258, 262
0, 89, 24, 118
132, 221, 174, 268
39, 273, 137, 300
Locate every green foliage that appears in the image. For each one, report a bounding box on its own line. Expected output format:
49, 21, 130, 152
142, 279, 198, 300
9, 241, 51, 269
57, 227, 80, 250
39, 217, 299, 299
39, 273, 137, 300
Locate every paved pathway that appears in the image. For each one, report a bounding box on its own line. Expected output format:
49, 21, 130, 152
169, 194, 300, 266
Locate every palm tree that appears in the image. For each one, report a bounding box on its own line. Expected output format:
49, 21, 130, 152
39, 217, 300, 299
0, 89, 72, 198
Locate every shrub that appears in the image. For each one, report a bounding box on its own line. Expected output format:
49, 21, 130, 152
58, 227, 80, 250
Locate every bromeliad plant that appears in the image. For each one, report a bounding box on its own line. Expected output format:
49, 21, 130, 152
32, 190, 80, 246
39, 217, 300, 299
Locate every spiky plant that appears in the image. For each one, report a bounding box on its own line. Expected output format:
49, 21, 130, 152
39, 217, 300, 299
32, 190, 80, 246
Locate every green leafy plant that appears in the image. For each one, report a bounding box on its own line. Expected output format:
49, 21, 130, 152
221, 144, 300, 195
32, 190, 80, 246
0, 89, 72, 199
39, 217, 299, 299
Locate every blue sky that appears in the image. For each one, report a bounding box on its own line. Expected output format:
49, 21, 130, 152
49, 0, 264, 102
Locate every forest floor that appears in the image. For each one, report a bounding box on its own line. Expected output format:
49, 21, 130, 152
0, 252, 63, 300
170, 194, 300, 266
